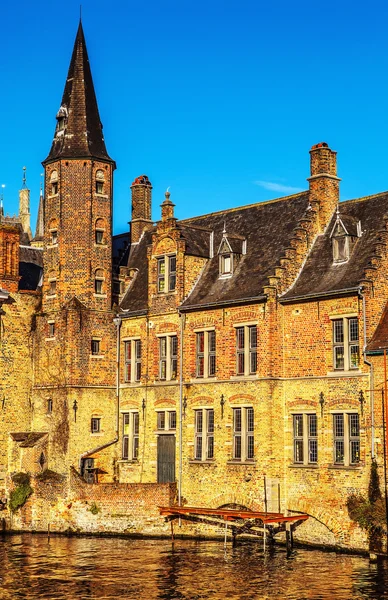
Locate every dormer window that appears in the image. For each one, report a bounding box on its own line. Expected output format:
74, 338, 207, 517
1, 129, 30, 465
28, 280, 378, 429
56, 106, 67, 134
218, 234, 234, 278
330, 212, 361, 264
220, 253, 232, 276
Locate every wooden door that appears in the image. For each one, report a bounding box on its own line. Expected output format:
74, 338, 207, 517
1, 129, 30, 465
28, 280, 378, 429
157, 435, 176, 483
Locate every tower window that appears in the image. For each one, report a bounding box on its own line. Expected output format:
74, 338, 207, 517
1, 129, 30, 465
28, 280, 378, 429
95, 218, 105, 244
50, 230, 58, 245
94, 269, 104, 295
49, 280, 57, 295
50, 171, 58, 196
91, 417, 101, 433
95, 170, 105, 194
91, 339, 101, 355
95, 230, 103, 244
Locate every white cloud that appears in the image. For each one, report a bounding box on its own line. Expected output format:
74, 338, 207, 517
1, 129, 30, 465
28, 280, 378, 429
254, 180, 303, 194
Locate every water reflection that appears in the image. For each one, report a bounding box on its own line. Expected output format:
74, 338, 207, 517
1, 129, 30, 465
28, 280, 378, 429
0, 533, 387, 599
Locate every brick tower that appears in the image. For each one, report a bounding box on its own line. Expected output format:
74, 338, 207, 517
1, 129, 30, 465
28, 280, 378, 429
42, 21, 115, 310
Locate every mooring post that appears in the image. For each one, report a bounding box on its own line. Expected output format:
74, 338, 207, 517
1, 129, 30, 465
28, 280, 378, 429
286, 522, 292, 556
263, 523, 266, 552
47, 523, 50, 539
1, 517, 5, 533
224, 521, 228, 549
232, 528, 237, 547
170, 520, 174, 542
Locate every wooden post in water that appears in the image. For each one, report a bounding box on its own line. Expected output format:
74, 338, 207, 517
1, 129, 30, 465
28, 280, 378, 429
1, 517, 5, 533
264, 477, 268, 514
170, 520, 174, 542
224, 521, 228, 549
278, 483, 281, 514
286, 522, 292, 556
47, 523, 50, 539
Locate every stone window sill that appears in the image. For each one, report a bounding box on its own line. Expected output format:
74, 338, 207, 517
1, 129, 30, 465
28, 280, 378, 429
230, 375, 258, 381
90, 355, 104, 359
117, 459, 139, 464
153, 380, 178, 386
227, 460, 256, 466
94, 293, 107, 299
326, 370, 363, 377
190, 377, 217, 383
46, 294, 57, 299
328, 463, 363, 470
188, 459, 215, 465
95, 193, 109, 199
289, 463, 318, 469
45, 337, 56, 342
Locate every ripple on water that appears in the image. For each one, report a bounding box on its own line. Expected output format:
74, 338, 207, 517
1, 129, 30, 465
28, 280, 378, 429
0, 535, 387, 600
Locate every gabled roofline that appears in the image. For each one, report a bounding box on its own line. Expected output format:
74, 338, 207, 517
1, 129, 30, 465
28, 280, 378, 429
179, 295, 267, 313
280, 286, 361, 305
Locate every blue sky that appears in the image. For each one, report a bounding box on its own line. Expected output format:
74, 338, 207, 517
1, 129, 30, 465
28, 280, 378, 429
1, 0, 388, 234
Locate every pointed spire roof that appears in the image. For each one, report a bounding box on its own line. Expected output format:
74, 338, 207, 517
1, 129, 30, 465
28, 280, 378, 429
33, 189, 44, 242
43, 21, 114, 164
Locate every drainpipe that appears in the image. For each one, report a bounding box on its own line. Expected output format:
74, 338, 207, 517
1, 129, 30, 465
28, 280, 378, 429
79, 315, 122, 470
178, 310, 185, 507
359, 287, 374, 458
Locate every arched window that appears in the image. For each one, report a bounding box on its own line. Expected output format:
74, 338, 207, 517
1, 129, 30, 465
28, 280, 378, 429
50, 171, 58, 196
95, 170, 105, 194
94, 269, 104, 295
95, 218, 105, 244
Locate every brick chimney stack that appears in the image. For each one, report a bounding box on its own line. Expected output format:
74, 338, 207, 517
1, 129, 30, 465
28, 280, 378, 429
308, 142, 340, 232
130, 175, 153, 244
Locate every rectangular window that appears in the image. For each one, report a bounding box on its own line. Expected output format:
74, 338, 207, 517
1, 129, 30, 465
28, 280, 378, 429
332, 317, 359, 371
95, 230, 104, 244
159, 335, 178, 381
236, 325, 257, 376
333, 413, 360, 466
157, 410, 176, 431
196, 330, 216, 378
232, 407, 254, 461
194, 409, 214, 461
124, 339, 141, 383
51, 182, 58, 195
293, 414, 318, 465
49, 280, 57, 295
50, 230, 58, 245
96, 181, 104, 194
91, 339, 100, 355
122, 412, 139, 460
47, 399, 53, 414
91, 417, 101, 433
95, 279, 103, 295
157, 255, 177, 293
48, 321, 55, 337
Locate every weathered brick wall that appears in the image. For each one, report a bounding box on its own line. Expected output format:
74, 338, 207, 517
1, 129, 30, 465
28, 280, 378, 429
8, 469, 176, 536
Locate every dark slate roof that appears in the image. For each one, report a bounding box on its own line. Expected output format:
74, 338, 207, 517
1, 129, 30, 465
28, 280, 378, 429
19, 246, 43, 291
120, 230, 152, 313
10, 432, 47, 447
113, 232, 130, 275
178, 224, 211, 258
367, 302, 388, 352
120, 192, 310, 312
43, 22, 113, 164
282, 193, 388, 301
181, 192, 310, 309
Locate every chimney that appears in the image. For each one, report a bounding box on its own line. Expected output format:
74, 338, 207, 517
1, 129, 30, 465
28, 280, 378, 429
308, 142, 340, 232
161, 190, 175, 221
130, 175, 153, 244
19, 167, 32, 242
0, 224, 20, 293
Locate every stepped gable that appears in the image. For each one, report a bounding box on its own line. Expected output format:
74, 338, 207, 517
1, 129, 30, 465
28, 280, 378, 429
19, 246, 43, 291
366, 302, 388, 352
282, 192, 388, 301
181, 191, 310, 309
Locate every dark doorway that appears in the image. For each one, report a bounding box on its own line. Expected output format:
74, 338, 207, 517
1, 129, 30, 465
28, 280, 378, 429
157, 435, 176, 483
80, 458, 95, 484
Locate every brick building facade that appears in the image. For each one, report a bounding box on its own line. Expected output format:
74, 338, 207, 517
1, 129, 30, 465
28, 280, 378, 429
1, 22, 388, 550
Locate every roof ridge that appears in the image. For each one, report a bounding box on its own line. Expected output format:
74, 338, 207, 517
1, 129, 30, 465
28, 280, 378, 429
340, 190, 388, 206
179, 190, 309, 223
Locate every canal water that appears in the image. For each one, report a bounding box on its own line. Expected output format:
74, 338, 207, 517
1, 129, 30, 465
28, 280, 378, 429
0, 534, 387, 599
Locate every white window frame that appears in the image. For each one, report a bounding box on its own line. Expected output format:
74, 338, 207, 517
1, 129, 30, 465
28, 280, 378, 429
91, 338, 101, 356
158, 334, 178, 381
122, 411, 139, 460
332, 316, 359, 371
219, 253, 233, 278
157, 254, 177, 293
156, 410, 177, 431
195, 330, 216, 378
48, 320, 55, 338
194, 408, 214, 461
292, 413, 318, 465
235, 324, 257, 376
333, 412, 360, 466
91, 417, 101, 434
232, 406, 254, 461
124, 338, 142, 383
